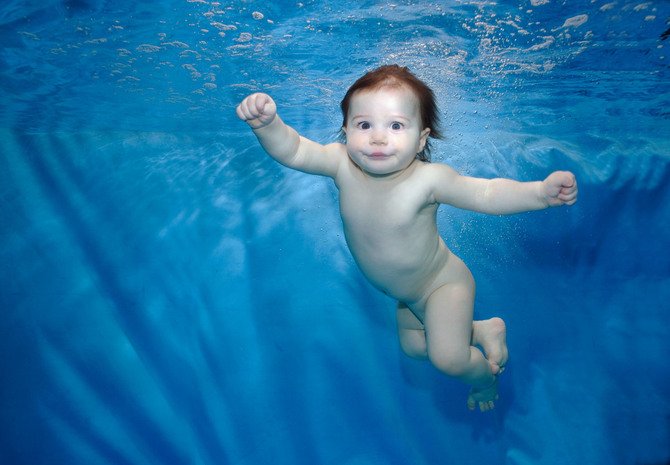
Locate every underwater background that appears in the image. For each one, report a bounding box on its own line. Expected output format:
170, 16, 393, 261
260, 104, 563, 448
1, 1, 669, 464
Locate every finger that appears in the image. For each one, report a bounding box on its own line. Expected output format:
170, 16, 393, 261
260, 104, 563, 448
551, 171, 576, 191
253, 93, 269, 114
245, 93, 268, 117
559, 171, 576, 187
235, 103, 248, 121
245, 93, 258, 113
236, 99, 255, 121
256, 94, 277, 120
561, 183, 577, 193
558, 191, 578, 203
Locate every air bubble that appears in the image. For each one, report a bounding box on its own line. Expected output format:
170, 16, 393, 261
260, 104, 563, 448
236, 32, 253, 42
252, 11, 264, 20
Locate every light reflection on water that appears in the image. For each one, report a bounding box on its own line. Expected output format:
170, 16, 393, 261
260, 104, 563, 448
1, 0, 667, 136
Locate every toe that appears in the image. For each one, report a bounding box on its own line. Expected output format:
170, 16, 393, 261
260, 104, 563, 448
479, 401, 493, 412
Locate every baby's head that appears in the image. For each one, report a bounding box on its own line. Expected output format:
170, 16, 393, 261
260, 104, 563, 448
340, 64, 442, 162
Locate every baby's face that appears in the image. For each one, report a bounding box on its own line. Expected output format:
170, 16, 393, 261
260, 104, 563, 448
343, 85, 430, 177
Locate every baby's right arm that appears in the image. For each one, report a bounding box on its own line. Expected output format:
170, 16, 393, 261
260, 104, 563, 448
236, 93, 345, 178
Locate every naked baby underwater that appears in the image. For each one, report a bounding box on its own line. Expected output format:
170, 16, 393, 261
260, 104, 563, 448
236, 64, 578, 412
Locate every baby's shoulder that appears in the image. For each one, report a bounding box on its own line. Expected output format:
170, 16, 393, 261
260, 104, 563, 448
320, 140, 347, 156
411, 160, 449, 181
407, 161, 461, 204
414, 161, 458, 181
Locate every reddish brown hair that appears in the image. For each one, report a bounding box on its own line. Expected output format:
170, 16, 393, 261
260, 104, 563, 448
340, 64, 443, 162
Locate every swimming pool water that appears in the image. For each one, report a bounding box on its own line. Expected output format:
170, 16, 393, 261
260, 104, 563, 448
1, 1, 669, 464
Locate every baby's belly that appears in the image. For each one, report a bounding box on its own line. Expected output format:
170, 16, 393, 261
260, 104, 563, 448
349, 238, 463, 306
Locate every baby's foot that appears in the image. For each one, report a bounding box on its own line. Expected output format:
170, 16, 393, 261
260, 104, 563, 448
473, 317, 508, 375
467, 378, 499, 412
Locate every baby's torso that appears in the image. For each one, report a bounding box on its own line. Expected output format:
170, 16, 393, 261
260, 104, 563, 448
335, 158, 465, 307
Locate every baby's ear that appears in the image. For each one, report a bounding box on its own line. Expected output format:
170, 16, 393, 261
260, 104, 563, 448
418, 127, 430, 151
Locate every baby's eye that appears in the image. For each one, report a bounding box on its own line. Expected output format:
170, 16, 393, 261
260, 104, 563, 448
390, 122, 404, 130
357, 121, 371, 130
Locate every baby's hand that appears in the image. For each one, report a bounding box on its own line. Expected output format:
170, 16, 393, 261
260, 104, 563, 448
542, 171, 578, 207
236, 93, 277, 130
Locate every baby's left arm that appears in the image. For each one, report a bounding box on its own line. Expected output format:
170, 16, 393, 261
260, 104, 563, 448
427, 164, 578, 214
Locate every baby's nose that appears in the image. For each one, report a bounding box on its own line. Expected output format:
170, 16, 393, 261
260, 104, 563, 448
370, 129, 387, 144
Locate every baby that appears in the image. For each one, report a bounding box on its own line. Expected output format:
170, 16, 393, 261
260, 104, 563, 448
236, 65, 578, 412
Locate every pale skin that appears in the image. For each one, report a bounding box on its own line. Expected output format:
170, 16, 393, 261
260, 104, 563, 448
236, 85, 578, 411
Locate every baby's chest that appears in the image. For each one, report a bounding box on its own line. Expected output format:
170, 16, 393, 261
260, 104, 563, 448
338, 186, 429, 233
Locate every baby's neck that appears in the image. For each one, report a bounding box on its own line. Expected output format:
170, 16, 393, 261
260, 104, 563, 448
352, 157, 420, 183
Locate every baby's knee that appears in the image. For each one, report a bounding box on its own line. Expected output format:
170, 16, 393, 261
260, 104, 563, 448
399, 330, 428, 360
401, 342, 428, 360
428, 349, 470, 377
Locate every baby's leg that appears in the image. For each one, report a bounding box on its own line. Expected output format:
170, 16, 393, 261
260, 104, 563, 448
423, 282, 499, 411
397, 304, 508, 374
396, 302, 428, 359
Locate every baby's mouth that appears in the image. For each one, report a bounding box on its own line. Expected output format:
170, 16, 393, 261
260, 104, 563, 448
367, 152, 389, 159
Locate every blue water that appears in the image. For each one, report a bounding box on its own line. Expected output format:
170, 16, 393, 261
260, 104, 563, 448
1, 1, 669, 464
